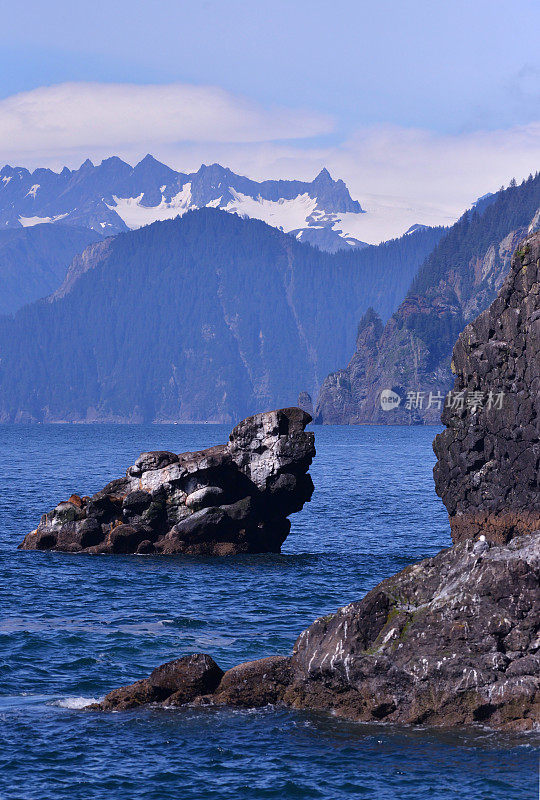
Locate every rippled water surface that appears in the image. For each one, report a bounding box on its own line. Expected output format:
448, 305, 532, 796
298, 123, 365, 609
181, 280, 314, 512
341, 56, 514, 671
0, 425, 536, 799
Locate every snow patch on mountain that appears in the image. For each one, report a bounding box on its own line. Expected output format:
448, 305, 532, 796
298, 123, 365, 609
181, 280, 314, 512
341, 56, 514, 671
19, 213, 69, 227
329, 196, 455, 244
223, 190, 318, 233
0, 155, 440, 250
106, 183, 195, 228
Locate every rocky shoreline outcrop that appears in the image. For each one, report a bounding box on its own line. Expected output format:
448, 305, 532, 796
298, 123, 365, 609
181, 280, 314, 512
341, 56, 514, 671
91, 532, 539, 731
19, 407, 315, 555
434, 232, 540, 544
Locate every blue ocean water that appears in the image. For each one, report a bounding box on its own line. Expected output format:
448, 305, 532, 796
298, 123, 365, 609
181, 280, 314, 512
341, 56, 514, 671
0, 424, 536, 800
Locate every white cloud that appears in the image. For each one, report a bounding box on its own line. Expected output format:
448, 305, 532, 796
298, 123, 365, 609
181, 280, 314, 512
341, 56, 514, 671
331, 124, 540, 213
326, 123, 540, 238
0, 81, 332, 159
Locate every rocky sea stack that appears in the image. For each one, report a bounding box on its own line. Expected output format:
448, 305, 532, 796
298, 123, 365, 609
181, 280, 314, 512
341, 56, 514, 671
434, 231, 540, 544
19, 407, 315, 555
89, 236, 540, 732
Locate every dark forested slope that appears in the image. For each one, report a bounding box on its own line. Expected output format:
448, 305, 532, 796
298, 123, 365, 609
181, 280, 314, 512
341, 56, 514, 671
0, 208, 443, 423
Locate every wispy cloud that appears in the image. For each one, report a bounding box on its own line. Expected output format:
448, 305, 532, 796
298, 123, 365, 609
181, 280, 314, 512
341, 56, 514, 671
327, 122, 540, 218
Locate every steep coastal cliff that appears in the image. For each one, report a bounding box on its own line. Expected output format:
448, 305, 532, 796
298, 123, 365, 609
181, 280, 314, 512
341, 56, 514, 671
315, 174, 540, 424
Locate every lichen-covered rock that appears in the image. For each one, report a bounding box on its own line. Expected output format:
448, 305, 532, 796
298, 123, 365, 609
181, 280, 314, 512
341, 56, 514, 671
20, 407, 315, 555
284, 532, 540, 731
434, 233, 540, 544
90, 533, 539, 731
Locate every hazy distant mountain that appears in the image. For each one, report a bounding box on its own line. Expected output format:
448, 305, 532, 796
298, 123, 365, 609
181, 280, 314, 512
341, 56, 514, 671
0, 224, 102, 315
314, 173, 540, 424
0, 156, 371, 253
0, 208, 444, 423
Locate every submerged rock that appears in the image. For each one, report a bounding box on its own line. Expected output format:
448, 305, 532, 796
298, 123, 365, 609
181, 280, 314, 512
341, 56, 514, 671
20, 407, 315, 555
91, 532, 540, 731
434, 233, 540, 544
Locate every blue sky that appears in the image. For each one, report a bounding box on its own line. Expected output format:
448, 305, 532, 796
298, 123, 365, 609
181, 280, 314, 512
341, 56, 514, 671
3, 0, 540, 235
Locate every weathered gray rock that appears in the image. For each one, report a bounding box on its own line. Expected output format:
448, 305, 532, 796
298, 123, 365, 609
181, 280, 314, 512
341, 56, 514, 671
20, 407, 315, 555
434, 233, 540, 544
314, 307, 383, 424
297, 392, 314, 417
91, 533, 540, 731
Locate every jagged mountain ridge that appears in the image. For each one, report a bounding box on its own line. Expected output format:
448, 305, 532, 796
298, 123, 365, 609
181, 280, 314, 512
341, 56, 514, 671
0, 156, 367, 253
0, 208, 445, 423
314, 173, 540, 423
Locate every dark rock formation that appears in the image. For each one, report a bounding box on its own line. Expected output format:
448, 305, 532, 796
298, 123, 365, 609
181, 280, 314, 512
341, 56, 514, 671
315, 177, 540, 425
434, 233, 540, 544
90, 655, 224, 710
92, 533, 540, 732
19, 407, 315, 555
211, 656, 292, 708
284, 532, 539, 731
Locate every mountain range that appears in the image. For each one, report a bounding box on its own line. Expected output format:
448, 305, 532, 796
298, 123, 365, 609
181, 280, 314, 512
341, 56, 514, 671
314, 173, 540, 423
0, 209, 444, 423
0, 156, 371, 253
1, 151, 534, 426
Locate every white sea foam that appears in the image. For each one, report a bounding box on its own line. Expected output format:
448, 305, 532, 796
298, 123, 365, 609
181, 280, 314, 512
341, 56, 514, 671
53, 696, 100, 709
